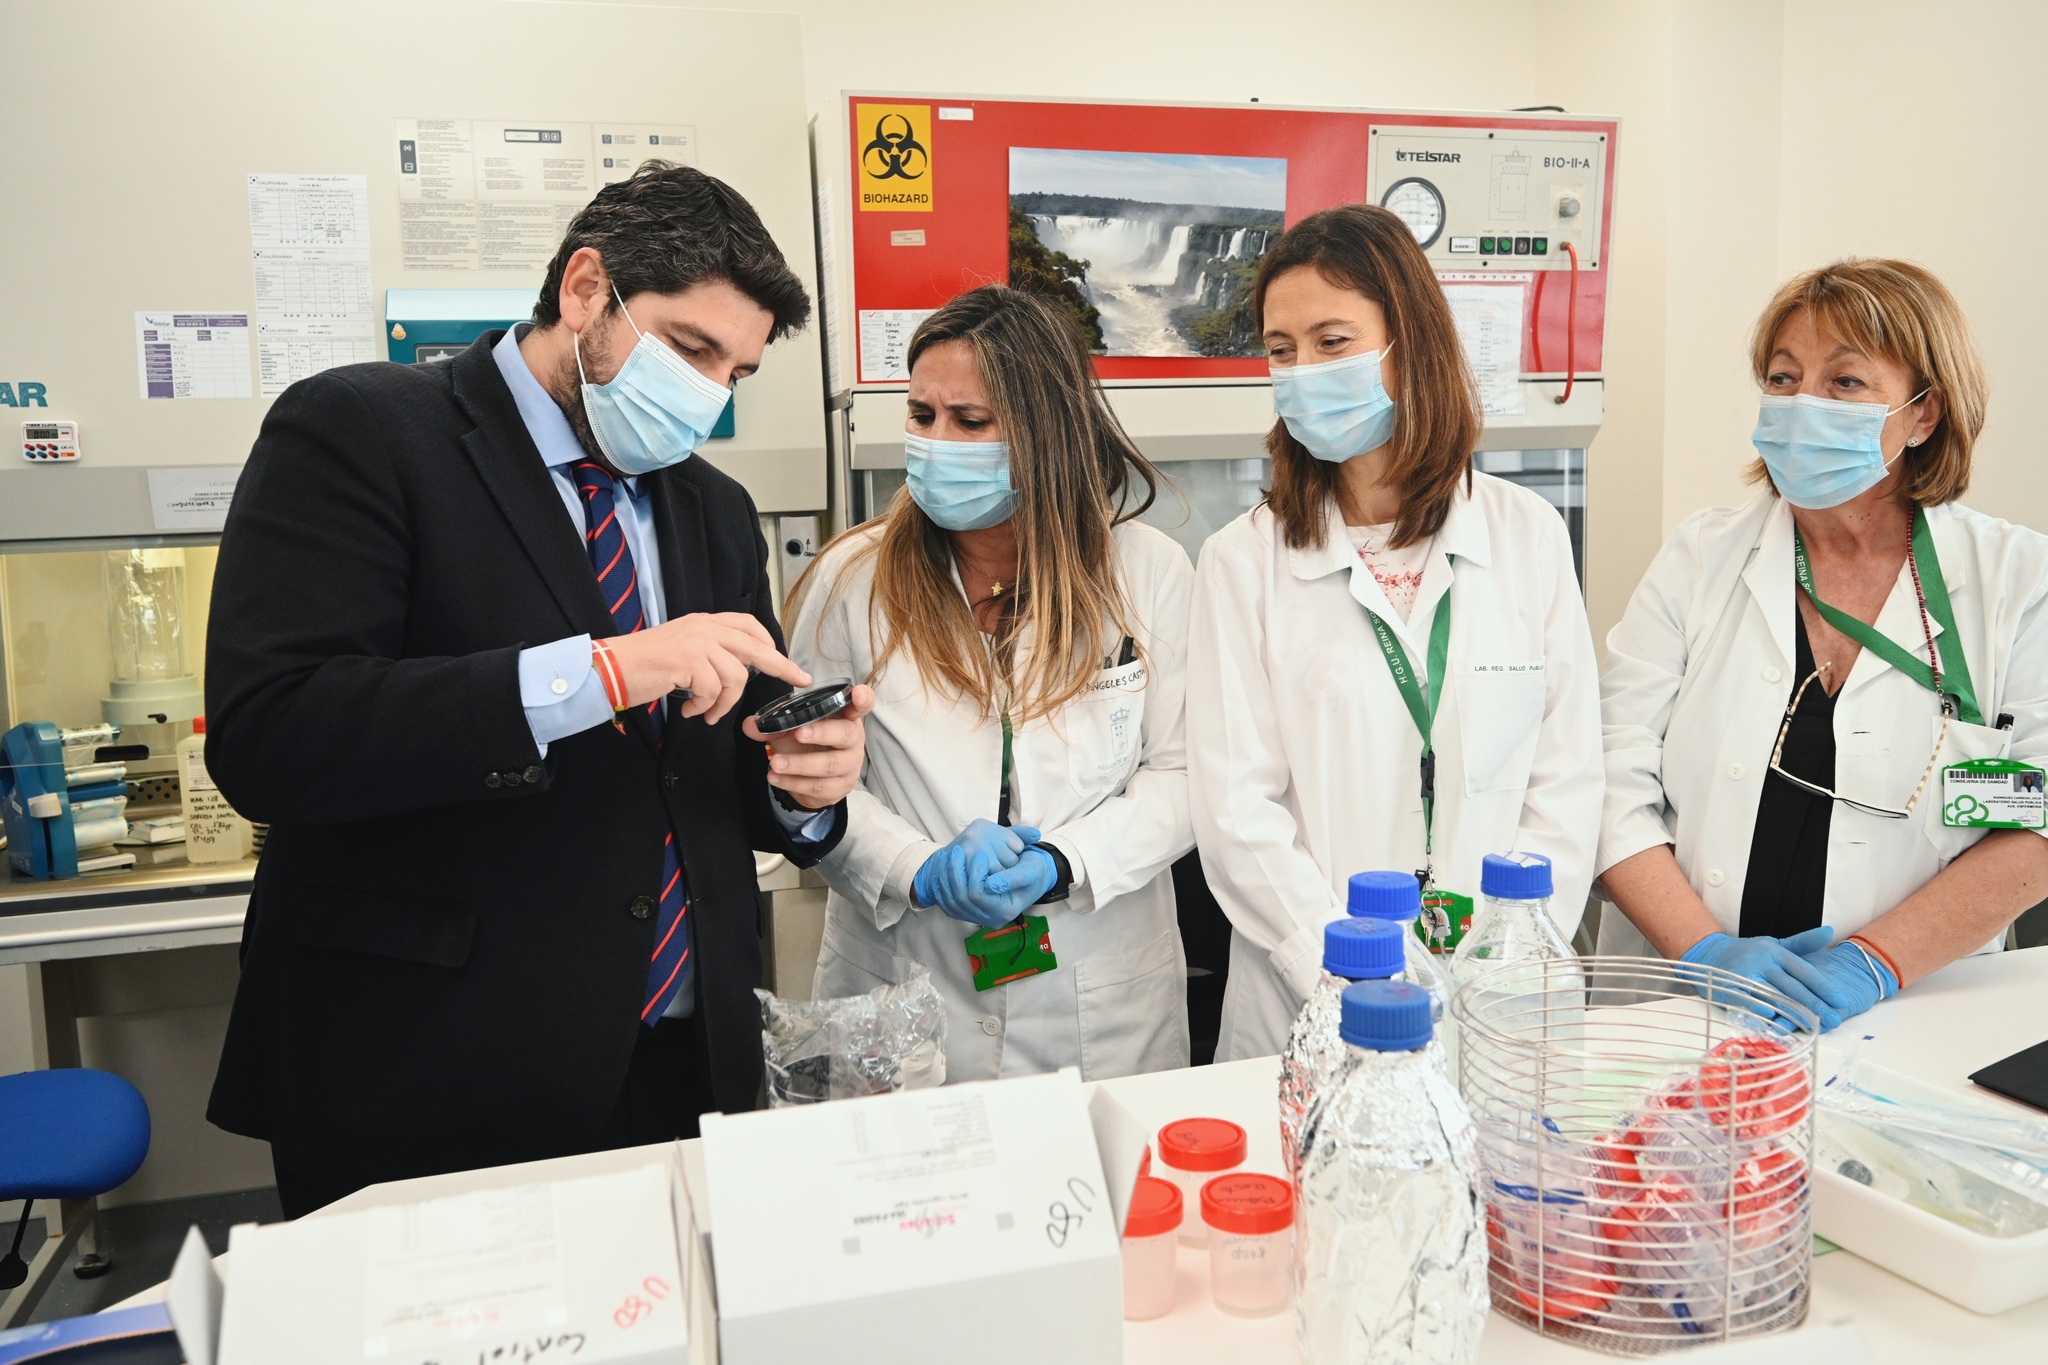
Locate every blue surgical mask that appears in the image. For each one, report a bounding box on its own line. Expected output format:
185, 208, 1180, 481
1271, 344, 1398, 462
1752, 389, 1928, 510
903, 433, 1018, 531
575, 288, 733, 476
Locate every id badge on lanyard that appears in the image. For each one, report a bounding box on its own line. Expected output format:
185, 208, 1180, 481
1366, 563, 1471, 955
964, 690, 1060, 989
1796, 507, 2044, 825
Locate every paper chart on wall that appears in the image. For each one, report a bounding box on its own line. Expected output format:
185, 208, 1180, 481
134, 312, 252, 400
246, 174, 378, 396
395, 119, 698, 271
858, 309, 934, 383
1438, 272, 1530, 416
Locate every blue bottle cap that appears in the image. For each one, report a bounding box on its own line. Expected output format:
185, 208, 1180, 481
1346, 869, 1421, 922
1481, 851, 1553, 900
1339, 979, 1434, 1051
1322, 917, 1404, 980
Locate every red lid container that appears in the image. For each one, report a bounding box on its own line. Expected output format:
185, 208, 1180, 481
1201, 1173, 1294, 1236
1157, 1118, 1247, 1173
1123, 1175, 1183, 1239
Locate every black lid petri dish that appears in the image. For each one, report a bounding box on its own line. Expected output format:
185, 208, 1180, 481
752, 678, 854, 734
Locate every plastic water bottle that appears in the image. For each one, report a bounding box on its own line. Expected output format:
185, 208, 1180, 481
1452, 851, 1586, 1092
1347, 870, 1450, 1024
1296, 980, 1487, 1364
1279, 918, 1405, 1181
1452, 852, 1574, 970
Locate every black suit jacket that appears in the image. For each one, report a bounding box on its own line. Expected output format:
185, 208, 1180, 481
204, 331, 838, 1185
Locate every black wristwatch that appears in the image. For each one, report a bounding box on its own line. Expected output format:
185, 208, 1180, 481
771, 785, 828, 817
1034, 841, 1073, 905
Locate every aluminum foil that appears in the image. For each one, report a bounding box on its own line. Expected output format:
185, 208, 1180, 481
1295, 1048, 1488, 1364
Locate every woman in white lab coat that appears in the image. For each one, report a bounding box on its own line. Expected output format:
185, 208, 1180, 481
1188, 205, 1604, 1062
787, 285, 1195, 1082
1599, 259, 2048, 1028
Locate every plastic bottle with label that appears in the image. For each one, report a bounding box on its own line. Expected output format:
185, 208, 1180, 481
1295, 980, 1488, 1364
1279, 917, 1406, 1181
178, 718, 251, 865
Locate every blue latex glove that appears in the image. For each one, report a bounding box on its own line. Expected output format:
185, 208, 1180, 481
1795, 941, 1897, 1029
970, 845, 1060, 923
913, 821, 1040, 929
1678, 927, 1853, 1031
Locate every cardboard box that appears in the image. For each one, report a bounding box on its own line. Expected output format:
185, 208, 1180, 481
699, 1068, 1122, 1365
217, 1162, 688, 1365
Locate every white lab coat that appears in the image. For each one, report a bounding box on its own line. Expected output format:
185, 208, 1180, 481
1189, 473, 1604, 1061
1597, 493, 2048, 958
791, 518, 1196, 1083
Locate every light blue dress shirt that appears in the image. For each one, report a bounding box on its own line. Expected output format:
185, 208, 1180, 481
494, 326, 827, 1018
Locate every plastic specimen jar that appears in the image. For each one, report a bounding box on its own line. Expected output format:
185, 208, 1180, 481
1201, 1172, 1294, 1317
1157, 1118, 1247, 1246
1122, 1176, 1183, 1321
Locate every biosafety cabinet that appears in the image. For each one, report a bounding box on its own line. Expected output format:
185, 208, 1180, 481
0, 0, 828, 910
817, 95, 1619, 578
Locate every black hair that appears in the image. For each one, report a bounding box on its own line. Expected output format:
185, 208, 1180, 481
534, 161, 811, 340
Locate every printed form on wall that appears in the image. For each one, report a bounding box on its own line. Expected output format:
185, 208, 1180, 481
1438, 272, 1529, 416
396, 119, 698, 271
247, 173, 378, 396
133, 313, 251, 400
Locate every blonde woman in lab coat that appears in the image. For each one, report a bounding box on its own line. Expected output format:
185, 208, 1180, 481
1189, 205, 1604, 1061
1599, 259, 2048, 1029
787, 285, 1195, 1082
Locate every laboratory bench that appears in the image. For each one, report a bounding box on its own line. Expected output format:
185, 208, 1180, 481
111, 945, 2048, 1362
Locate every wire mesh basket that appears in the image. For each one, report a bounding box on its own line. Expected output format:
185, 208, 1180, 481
1450, 956, 1818, 1355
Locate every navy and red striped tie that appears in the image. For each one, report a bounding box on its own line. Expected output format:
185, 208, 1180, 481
576, 461, 690, 1022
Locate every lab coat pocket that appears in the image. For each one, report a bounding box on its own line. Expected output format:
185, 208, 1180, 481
1066, 659, 1148, 797
1075, 929, 1187, 1080
1923, 715, 2014, 863
1456, 660, 1547, 796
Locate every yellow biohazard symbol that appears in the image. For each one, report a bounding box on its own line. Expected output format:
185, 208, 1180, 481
861, 113, 928, 181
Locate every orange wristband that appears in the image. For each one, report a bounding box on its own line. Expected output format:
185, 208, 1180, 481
590, 638, 628, 712
1846, 933, 1902, 986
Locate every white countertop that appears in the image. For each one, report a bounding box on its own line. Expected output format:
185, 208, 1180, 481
122, 947, 2048, 1361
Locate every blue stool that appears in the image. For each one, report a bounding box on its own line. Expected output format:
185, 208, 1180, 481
0, 1069, 150, 1325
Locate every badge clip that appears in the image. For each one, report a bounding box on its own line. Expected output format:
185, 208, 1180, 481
965, 915, 1058, 991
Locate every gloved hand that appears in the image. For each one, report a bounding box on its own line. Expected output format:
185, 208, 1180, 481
1678, 927, 1853, 1031
913, 821, 1040, 929
1794, 940, 1897, 1029
969, 846, 1060, 924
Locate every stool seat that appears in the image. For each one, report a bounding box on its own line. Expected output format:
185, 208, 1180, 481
0, 1070, 151, 1204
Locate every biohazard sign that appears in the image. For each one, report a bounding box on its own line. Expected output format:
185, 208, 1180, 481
856, 103, 933, 211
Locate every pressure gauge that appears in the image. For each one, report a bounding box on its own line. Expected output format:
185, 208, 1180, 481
1380, 177, 1447, 249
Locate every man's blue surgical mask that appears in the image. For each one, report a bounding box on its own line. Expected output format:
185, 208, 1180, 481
576, 287, 733, 476
1271, 344, 1398, 463
903, 433, 1018, 531
1751, 389, 1928, 510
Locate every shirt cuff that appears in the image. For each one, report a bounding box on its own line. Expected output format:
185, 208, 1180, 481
519, 635, 614, 754
772, 797, 837, 843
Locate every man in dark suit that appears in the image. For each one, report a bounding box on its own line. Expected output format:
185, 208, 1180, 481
204, 163, 872, 1216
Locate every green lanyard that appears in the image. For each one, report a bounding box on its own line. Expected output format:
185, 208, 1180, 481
997, 704, 1015, 826
1367, 576, 1454, 873
1792, 506, 1982, 726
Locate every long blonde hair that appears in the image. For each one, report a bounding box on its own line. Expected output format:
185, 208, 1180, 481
795, 285, 1159, 723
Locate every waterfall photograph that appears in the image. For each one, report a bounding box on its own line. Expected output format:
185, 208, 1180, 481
1008, 147, 1287, 357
